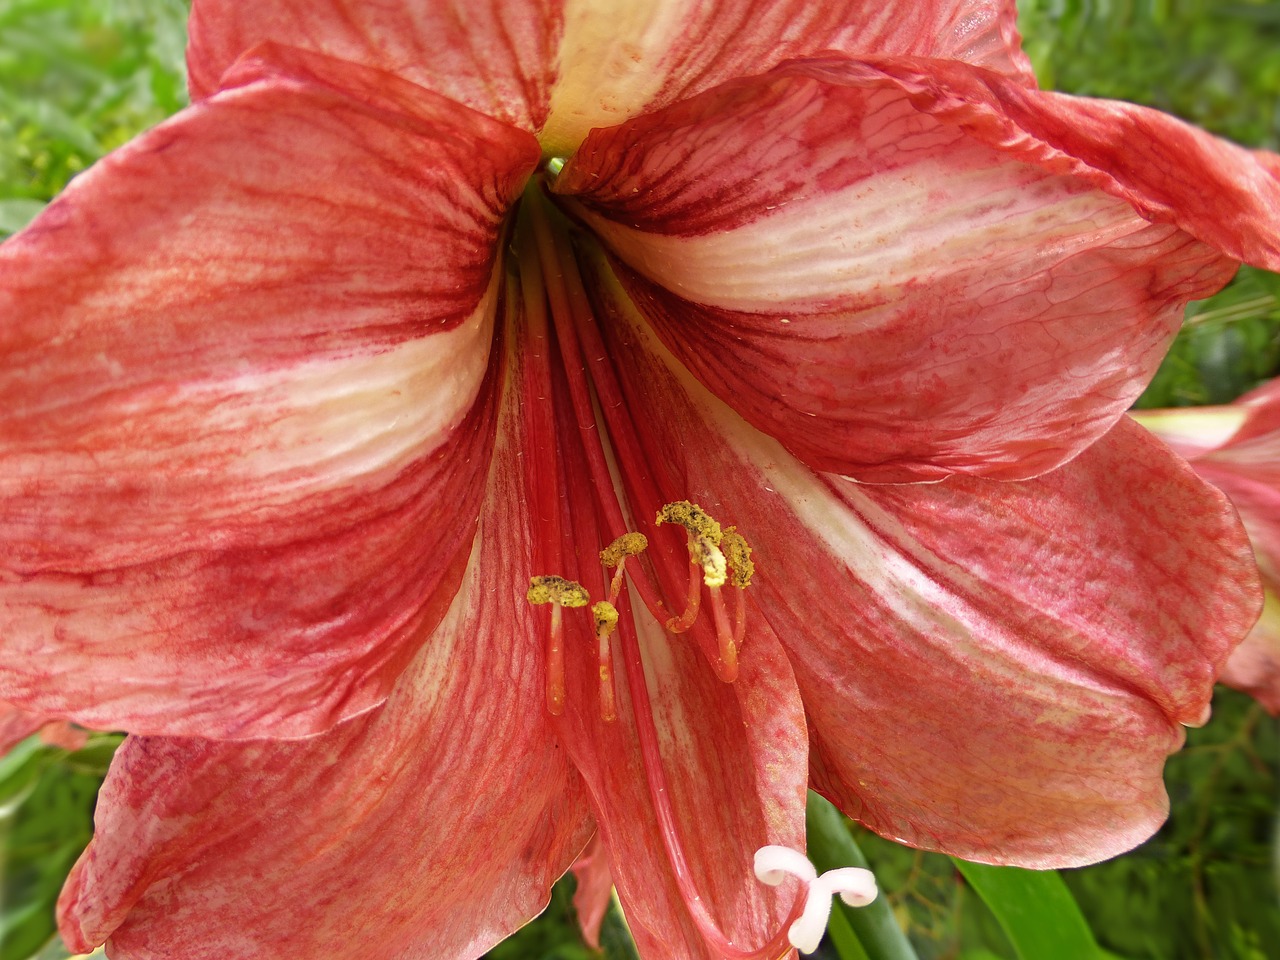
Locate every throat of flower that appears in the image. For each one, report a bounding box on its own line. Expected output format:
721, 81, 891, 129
517, 183, 859, 958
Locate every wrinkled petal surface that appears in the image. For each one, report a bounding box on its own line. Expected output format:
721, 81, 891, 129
0, 48, 537, 738
540, 0, 1031, 152
188, 0, 560, 131
584, 253, 1258, 865
557, 58, 1243, 481
187, 0, 1030, 149
57, 332, 594, 960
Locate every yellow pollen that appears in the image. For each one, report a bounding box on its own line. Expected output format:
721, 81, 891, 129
600, 532, 648, 567
658, 500, 731, 588
592, 600, 620, 634
689, 537, 727, 588
722, 526, 755, 589
526, 575, 591, 608
656, 500, 723, 545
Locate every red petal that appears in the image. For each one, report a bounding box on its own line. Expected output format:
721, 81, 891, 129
57, 343, 594, 959
0, 49, 535, 738
556, 58, 1243, 481
188, 0, 559, 131
569, 834, 613, 950
1218, 594, 1280, 715
586, 263, 1259, 866
1139, 384, 1280, 715
541, 0, 1031, 153
0, 700, 50, 753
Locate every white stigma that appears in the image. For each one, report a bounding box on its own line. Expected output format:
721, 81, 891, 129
753, 845, 878, 954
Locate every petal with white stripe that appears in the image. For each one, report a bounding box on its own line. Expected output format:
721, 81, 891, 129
0, 48, 536, 738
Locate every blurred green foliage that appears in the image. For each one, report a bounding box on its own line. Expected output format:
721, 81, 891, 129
1, 736, 121, 960
0, 0, 187, 233
0, 1, 1279, 959
1018, 0, 1280, 150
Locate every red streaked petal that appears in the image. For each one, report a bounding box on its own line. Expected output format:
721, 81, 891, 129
0, 700, 50, 753
541, 0, 1031, 153
1128, 407, 1250, 460
57, 344, 595, 960
1135, 392, 1280, 714
557, 59, 1238, 481
569, 834, 613, 951
586, 258, 1258, 866
0, 49, 535, 738
187, 0, 559, 131
1219, 590, 1280, 715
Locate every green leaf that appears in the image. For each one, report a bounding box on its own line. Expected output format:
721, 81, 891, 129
951, 860, 1102, 960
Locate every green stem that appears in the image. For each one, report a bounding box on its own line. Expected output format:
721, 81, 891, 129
805, 792, 920, 960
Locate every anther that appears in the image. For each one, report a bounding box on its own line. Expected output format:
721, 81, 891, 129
592, 601, 620, 722
721, 526, 754, 589
527, 575, 590, 716
754, 845, 878, 954
600, 531, 648, 606
657, 502, 756, 682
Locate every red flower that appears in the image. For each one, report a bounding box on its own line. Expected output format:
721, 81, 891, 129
1135, 381, 1280, 715
0, 2, 1276, 957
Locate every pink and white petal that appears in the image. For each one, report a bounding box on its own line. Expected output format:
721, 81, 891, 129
57, 347, 595, 960
0, 49, 537, 738
557, 60, 1235, 481
810, 57, 1280, 270
541, 0, 1032, 154
569, 834, 613, 950
187, 0, 559, 132
526, 318, 809, 958
1219, 589, 1280, 715
1215, 377, 1280, 448
587, 260, 1258, 866
0, 700, 50, 753
1129, 407, 1249, 460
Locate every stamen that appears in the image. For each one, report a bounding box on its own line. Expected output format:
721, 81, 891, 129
754, 845, 878, 954
657, 500, 729, 589
592, 601, 620, 722
656, 502, 755, 681
527, 576, 590, 716
666, 556, 704, 634
706, 585, 739, 683
600, 531, 648, 606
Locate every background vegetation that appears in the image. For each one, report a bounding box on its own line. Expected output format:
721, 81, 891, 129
0, 1, 1277, 958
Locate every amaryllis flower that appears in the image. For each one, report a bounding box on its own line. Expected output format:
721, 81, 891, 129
1, 2, 1278, 958
1134, 380, 1280, 715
